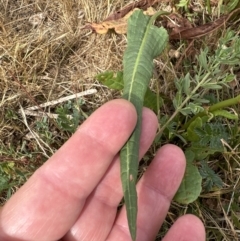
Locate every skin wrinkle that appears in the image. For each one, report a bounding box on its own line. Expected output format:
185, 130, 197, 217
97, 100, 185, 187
33, 211, 55, 240
68, 202, 116, 241
91, 157, 122, 208
35, 166, 89, 203
0, 172, 82, 240
109, 222, 130, 240
141, 181, 172, 204
77, 101, 137, 153
93, 180, 121, 209
79, 128, 119, 159
0, 180, 38, 236
136, 184, 170, 241
37, 129, 122, 205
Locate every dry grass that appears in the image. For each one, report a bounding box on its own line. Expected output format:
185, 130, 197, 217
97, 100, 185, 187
0, 0, 126, 159
0, 0, 240, 240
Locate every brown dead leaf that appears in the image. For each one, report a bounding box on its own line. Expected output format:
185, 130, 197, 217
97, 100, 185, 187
87, 19, 126, 34
169, 16, 227, 40
165, 13, 192, 30
169, 8, 240, 40
104, 0, 156, 21
85, 7, 156, 34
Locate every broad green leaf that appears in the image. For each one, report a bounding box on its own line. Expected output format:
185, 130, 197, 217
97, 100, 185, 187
190, 143, 223, 160
97, 70, 162, 113
174, 150, 202, 204
120, 10, 168, 240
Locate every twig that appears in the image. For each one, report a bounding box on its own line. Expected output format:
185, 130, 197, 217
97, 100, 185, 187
26, 89, 97, 111
19, 105, 53, 158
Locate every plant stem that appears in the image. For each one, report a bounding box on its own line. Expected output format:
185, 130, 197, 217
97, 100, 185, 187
157, 73, 211, 137
183, 94, 240, 129
205, 0, 211, 14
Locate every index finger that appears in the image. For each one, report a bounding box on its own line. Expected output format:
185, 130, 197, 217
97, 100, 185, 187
0, 99, 137, 241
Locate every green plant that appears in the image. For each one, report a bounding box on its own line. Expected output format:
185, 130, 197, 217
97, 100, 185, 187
97, 12, 240, 237
35, 117, 54, 145
119, 10, 168, 240
176, 0, 190, 9
0, 158, 29, 201
56, 99, 86, 133
159, 29, 240, 203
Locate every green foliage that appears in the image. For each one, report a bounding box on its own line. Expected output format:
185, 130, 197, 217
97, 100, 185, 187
174, 150, 202, 204
221, 0, 240, 13
96, 10, 240, 236
160, 29, 240, 204
199, 160, 223, 192
0, 160, 28, 199
159, 29, 240, 202
36, 117, 54, 144
172, 45, 236, 117
56, 99, 85, 133
187, 117, 229, 156
96, 71, 124, 90
144, 88, 163, 113
176, 0, 190, 8
0, 162, 15, 193
120, 10, 168, 240
97, 70, 163, 113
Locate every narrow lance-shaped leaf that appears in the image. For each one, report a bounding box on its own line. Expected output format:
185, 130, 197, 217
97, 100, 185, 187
120, 10, 168, 240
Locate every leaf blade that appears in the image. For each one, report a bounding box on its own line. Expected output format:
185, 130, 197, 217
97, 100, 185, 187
120, 10, 168, 240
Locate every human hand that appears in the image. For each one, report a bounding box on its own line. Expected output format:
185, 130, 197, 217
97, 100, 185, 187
0, 99, 205, 241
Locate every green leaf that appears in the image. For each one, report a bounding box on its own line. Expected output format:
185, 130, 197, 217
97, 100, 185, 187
181, 103, 205, 115
96, 71, 124, 90
212, 109, 238, 120
187, 121, 228, 159
120, 10, 168, 240
190, 144, 221, 160
221, 0, 240, 13
176, 0, 190, 7
97, 70, 162, 113
182, 73, 190, 95
174, 150, 202, 204
144, 88, 163, 113
198, 48, 208, 70
187, 117, 203, 142
173, 91, 182, 109
202, 83, 222, 89
199, 160, 223, 192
